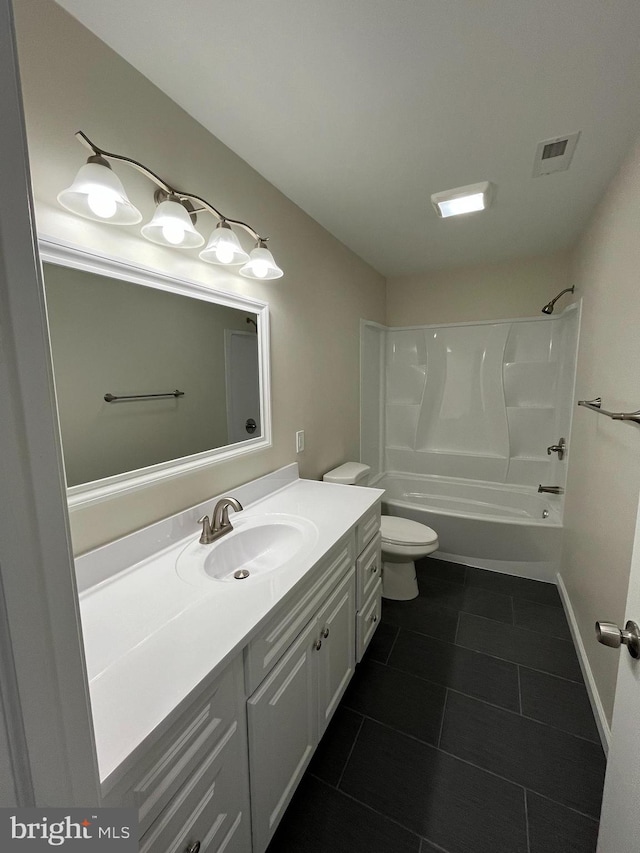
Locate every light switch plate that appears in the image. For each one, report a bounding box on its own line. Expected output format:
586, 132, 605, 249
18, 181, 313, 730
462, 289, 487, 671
296, 430, 305, 453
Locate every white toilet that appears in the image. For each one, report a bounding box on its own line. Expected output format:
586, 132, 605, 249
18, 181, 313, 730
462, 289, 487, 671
323, 462, 439, 600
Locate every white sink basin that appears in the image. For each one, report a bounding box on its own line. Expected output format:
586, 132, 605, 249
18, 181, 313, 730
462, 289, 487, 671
176, 513, 319, 586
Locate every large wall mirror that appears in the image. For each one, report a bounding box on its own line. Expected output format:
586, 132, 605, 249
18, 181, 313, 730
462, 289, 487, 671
39, 238, 271, 509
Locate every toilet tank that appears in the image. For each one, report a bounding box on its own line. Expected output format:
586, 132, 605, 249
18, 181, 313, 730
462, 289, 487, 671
323, 462, 371, 486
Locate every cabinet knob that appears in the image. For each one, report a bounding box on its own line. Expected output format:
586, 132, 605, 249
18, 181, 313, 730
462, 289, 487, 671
371, 614, 378, 623
186, 842, 201, 853
314, 638, 322, 651
371, 564, 378, 574
322, 627, 330, 639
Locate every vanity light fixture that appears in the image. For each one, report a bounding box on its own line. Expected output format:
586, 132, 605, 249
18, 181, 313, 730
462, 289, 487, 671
141, 192, 204, 249
431, 181, 494, 218
199, 220, 250, 265
58, 131, 283, 279
239, 239, 284, 280
57, 154, 142, 224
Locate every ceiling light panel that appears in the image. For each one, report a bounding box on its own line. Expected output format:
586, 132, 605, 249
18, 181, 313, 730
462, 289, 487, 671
431, 181, 493, 218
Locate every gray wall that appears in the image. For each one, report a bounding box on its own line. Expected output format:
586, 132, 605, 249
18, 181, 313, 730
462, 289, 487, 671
560, 135, 640, 724
386, 250, 571, 326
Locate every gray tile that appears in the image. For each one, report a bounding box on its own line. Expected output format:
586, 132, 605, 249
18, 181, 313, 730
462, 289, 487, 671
465, 567, 562, 608
417, 557, 467, 586
389, 628, 520, 711
457, 613, 583, 682
340, 719, 528, 853
382, 597, 458, 642
342, 659, 446, 745
520, 668, 600, 743
418, 576, 514, 624
514, 598, 571, 641
440, 692, 606, 819
365, 621, 398, 664
527, 791, 599, 853
266, 774, 421, 853
458, 585, 514, 624
308, 707, 363, 786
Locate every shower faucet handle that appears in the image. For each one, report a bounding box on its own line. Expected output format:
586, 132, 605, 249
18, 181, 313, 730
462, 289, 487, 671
546, 437, 566, 460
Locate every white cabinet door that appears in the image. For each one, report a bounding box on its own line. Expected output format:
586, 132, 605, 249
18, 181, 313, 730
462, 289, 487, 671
316, 569, 356, 738
247, 618, 318, 853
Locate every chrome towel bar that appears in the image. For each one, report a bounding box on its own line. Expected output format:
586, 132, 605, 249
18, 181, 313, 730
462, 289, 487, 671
104, 389, 185, 403
577, 397, 640, 424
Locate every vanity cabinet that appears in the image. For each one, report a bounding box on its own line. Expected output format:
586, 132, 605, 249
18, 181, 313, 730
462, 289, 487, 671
102, 657, 251, 853
89, 473, 383, 853
247, 553, 356, 853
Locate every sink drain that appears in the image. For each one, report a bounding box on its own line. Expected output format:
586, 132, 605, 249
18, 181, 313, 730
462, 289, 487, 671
233, 569, 250, 580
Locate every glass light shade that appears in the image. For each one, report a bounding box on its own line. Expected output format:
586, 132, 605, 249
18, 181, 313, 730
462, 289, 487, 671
141, 199, 204, 248
239, 245, 283, 280
199, 222, 249, 265
57, 161, 142, 224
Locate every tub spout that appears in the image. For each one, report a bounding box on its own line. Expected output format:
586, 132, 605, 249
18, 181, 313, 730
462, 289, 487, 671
537, 485, 564, 495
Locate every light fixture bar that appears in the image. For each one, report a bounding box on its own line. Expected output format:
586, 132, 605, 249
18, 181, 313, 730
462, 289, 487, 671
73, 130, 264, 243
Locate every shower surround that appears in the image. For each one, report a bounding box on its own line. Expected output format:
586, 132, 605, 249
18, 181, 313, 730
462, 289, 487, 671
360, 306, 580, 579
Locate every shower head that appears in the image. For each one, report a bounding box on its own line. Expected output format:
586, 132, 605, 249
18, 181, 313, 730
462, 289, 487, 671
542, 286, 575, 315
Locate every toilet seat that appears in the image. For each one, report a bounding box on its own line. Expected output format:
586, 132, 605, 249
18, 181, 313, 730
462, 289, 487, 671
381, 516, 438, 547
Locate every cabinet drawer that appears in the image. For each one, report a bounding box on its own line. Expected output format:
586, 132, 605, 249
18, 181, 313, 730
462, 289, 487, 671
244, 533, 355, 695
357, 580, 382, 663
356, 532, 381, 610
103, 659, 241, 836
140, 720, 250, 853
356, 505, 381, 553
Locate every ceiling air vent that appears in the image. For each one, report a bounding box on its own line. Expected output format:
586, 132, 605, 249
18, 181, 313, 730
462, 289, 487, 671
532, 131, 580, 177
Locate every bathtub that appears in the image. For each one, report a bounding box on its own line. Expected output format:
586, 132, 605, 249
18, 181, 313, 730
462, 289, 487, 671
372, 472, 562, 582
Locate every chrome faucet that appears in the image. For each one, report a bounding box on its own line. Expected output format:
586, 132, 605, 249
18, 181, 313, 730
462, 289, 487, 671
197, 497, 243, 545
546, 437, 566, 460
537, 485, 564, 495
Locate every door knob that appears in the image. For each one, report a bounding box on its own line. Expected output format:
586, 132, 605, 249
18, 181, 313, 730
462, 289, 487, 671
596, 620, 640, 658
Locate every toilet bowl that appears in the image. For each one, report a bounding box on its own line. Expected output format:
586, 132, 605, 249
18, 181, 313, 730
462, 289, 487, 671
379, 515, 439, 600
323, 463, 439, 600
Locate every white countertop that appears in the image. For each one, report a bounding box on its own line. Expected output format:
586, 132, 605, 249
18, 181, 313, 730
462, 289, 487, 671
75, 465, 383, 787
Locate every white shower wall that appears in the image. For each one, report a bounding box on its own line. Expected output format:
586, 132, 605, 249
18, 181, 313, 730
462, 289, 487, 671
363, 306, 580, 489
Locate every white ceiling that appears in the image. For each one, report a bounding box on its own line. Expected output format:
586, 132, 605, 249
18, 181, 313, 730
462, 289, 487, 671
53, 0, 640, 277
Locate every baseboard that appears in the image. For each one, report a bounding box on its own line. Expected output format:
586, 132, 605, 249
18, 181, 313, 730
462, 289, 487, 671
556, 572, 611, 755
432, 550, 556, 583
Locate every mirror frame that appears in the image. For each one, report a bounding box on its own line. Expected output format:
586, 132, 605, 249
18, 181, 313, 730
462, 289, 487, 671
39, 236, 271, 510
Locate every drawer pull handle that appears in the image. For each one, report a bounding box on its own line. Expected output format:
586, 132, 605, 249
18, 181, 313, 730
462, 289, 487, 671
322, 627, 330, 639
186, 842, 201, 853
371, 614, 378, 623
371, 564, 378, 574
314, 639, 322, 651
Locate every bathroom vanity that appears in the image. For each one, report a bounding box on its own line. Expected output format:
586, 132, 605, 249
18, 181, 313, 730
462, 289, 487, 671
76, 464, 383, 852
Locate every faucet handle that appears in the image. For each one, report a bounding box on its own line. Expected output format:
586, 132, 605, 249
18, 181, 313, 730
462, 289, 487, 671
546, 438, 566, 460
197, 515, 213, 544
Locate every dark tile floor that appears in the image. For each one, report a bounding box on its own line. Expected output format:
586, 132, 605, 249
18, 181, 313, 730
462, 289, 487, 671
266, 558, 605, 853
